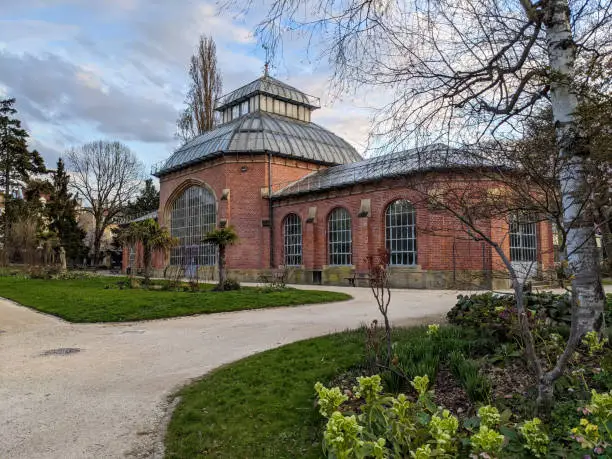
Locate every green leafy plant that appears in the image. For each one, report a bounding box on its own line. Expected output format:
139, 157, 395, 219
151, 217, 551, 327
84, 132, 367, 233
428, 409, 459, 451
449, 351, 491, 403
354, 375, 384, 405
426, 323, 440, 336
410, 375, 430, 398
202, 226, 239, 291
315, 382, 348, 418
447, 292, 578, 342
317, 375, 462, 458
519, 418, 549, 458
470, 425, 505, 457
119, 218, 177, 285
582, 331, 608, 356
477, 405, 501, 428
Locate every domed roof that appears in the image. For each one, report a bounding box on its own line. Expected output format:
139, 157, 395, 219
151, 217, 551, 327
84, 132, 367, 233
216, 75, 320, 110
154, 111, 362, 176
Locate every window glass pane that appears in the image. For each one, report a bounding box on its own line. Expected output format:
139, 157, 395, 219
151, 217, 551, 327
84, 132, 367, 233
240, 100, 249, 115
328, 208, 352, 265
509, 215, 537, 262
128, 245, 136, 268
283, 214, 302, 266
288, 103, 297, 118
385, 200, 417, 265
170, 186, 217, 267
232, 105, 239, 119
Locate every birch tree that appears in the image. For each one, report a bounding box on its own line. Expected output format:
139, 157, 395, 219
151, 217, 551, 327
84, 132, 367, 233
66, 141, 144, 265
231, 0, 611, 411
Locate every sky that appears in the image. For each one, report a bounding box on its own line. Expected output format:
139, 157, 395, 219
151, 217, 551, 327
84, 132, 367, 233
0, 0, 379, 175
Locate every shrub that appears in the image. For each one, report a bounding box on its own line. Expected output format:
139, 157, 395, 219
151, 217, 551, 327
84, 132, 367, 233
213, 278, 241, 291
27, 265, 61, 279
315, 376, 612, 458
449, 292, 612, 335
317, 375, 462, 458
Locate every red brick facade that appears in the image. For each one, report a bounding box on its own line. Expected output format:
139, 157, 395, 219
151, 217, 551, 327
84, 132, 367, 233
123, 153, 554, 289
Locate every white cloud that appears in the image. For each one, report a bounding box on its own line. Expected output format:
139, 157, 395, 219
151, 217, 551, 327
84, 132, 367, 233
0, 0, 381, 169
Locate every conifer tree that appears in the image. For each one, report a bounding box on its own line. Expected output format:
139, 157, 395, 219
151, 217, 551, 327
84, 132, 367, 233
0, 98, 45, 198
125, 179, 160, 218
0, 98, 45, 244
48, 158, 86, 263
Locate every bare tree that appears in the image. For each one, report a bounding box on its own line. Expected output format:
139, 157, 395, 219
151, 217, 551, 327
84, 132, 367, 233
366, 250, 392, 365
177, 35, 222, 143
229, 0, 611, 410
66, 141, 144, 265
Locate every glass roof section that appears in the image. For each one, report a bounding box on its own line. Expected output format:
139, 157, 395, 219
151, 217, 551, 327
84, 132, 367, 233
273, 144, 490, 197
153, 111, 362, 176
216, 75, 320, 111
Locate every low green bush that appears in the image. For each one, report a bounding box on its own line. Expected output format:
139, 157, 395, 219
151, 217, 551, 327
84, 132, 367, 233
213, 278, 241, 291
447, 292, 612, 341
315, 375, 612, 458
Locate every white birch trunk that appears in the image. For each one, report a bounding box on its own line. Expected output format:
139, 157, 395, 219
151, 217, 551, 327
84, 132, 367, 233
536, 0, 606, 411
546, 0, 605, 333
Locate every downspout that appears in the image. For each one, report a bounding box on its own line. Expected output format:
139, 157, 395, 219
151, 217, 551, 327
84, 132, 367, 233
268, 150, 274, 268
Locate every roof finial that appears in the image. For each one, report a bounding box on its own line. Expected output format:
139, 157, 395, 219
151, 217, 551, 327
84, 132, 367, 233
264, 61, 269, 77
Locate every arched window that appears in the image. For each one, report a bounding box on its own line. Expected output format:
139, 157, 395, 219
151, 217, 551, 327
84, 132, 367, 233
170, 186, 216, 267
328, 208, 352, 265
385, 200, 417, 265
283, 213, 302, 266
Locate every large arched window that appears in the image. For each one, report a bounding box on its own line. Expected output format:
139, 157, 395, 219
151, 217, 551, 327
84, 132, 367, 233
170, 186, 216, 267
328, 208, 352, 265
283, 213, 302, 266
385, 200, 417, 265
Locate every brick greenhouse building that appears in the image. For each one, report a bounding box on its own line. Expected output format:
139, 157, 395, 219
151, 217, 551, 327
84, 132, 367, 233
123, 75, 554, 289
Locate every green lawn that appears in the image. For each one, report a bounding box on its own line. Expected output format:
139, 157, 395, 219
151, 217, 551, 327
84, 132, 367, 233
165, 330, 365, 459
0, 276, 351, 323
164, 327, 449, 459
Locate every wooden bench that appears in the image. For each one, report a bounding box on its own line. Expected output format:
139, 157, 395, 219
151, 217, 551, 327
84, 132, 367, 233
345, 271, 371, 287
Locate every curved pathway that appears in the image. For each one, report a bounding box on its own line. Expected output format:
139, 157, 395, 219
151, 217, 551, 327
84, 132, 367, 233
1, 286, 466, 458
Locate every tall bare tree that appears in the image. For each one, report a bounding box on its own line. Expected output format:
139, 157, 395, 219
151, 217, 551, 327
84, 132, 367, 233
66, 141, 144, 265
232, 0, 611, 410
177, 35, 222, 143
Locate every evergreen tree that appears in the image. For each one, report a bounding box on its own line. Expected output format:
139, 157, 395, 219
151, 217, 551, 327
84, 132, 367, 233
126, 178, 160, 218
47, 158, 86, 263
0, 98, 45, 245
0, 98, 45, 198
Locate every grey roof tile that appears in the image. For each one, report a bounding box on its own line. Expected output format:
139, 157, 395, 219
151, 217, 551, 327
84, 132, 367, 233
273, 144, 489, 197
216, 76, 320, 110
154, 111, 362, 176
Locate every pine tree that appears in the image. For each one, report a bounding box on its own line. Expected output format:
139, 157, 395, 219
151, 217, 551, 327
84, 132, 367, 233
0, 98, 45, 245
0, 98, 45, 198
47, 158, 86, 263
126, 178, 160, 218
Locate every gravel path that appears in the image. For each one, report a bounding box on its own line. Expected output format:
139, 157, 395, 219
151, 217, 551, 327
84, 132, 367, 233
0, 286, 471, 458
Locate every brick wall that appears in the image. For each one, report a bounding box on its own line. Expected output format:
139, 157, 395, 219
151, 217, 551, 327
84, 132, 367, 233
272, 174, 555, 277
125, 154, 554, 288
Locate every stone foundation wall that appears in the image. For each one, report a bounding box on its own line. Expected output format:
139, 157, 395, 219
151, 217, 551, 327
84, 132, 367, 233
124, 265, 516, 290
223, 267, 509, 290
